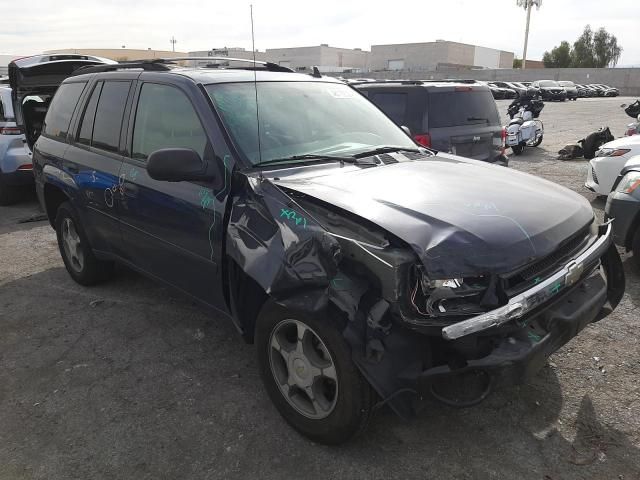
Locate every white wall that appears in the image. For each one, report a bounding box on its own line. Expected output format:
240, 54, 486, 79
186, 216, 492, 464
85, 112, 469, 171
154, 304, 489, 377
473, 47, 500, 69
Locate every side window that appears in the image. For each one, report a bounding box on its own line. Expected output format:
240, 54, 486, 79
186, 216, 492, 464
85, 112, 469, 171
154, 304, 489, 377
92, 81, 131, 153
42, 82, 86, 141
132, 83, 208, 161
369, 92, 407, 126
76, 82, 103, 146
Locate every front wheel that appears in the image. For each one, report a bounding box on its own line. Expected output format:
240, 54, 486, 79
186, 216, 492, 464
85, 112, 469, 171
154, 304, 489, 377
632, 228, 640, 272
256, 301, 375, 445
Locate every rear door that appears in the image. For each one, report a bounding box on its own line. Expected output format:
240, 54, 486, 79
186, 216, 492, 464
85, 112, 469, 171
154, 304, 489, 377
426, 88, 502, 162
63, 77, 134, 256
116, 78, 229, 310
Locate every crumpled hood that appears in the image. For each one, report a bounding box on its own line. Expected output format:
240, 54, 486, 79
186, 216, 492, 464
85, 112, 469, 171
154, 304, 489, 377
271, 154, 594, 278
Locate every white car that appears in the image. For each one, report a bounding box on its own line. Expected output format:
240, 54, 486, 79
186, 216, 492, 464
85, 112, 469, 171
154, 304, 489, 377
585, 135, 640, 196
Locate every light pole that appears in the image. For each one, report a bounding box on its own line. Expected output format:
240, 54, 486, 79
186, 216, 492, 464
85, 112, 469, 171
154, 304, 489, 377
170, 36, 177, 52
517, 0, 542, 69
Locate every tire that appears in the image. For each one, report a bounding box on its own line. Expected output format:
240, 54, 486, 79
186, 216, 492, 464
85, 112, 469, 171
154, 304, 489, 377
632, 228, 640, 272
511, 145, 524, 155
0, 176, 17, 206
256, 301, 375, 445
55, 201, 114, 286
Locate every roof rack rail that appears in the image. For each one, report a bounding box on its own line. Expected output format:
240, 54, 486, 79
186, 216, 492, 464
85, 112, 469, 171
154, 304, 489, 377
71, 59, 172, 76
71, 56, 295, 77
145, 56, 294, 72
348, 78, 480, 86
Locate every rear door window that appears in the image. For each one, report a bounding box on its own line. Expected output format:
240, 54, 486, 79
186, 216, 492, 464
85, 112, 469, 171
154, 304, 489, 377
132, 83, 208, 161
91, 81, 131, 153
368, 92, 407, 126
428, 90, 500, 128
42, 82, 86, 141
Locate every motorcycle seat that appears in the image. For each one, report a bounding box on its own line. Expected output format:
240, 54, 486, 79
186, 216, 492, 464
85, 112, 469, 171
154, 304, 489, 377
509, 117, 524, 126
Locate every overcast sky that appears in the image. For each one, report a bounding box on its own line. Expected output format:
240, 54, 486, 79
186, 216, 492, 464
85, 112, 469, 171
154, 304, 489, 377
2, 0, 638, 66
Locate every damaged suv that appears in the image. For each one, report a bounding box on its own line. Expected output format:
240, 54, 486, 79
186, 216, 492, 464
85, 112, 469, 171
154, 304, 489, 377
22, 58, 625, 445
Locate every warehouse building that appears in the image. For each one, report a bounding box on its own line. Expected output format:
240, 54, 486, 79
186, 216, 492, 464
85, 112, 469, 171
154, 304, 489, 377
188, 47, 267, 67
264, 44, 370, 73
371, 40, 514, 71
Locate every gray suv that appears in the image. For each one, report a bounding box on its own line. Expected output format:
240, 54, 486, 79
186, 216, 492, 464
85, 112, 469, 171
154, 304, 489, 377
354, 80, 508, 165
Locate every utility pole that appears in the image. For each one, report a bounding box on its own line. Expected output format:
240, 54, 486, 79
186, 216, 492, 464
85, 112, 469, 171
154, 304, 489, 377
517, 0, 542, 69
170, 36, 177, 52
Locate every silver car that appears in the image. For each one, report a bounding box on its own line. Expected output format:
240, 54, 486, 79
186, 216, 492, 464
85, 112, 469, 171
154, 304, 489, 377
0, 86, 32, 205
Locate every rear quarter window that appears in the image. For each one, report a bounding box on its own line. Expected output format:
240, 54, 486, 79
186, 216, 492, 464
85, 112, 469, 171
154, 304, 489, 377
428, 90, 500, 128
91, 81, 131, 153
42, 82, 86, 140
368, 92, 408, 126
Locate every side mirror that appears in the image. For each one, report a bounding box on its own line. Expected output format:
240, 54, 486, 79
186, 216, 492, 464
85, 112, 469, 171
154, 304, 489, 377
401, 125, 412, 136
147, 148, 211, 182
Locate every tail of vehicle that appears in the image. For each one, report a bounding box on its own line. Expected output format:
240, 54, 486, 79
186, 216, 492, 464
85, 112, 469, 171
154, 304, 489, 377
8, 54, 116, 151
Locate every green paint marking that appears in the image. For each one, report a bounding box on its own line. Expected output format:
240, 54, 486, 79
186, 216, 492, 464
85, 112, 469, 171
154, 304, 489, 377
528, 331, 542, 343
533, 276, 542, 285
549, 281, 563, 295
280, 208, 307, 229
199, 188, 214, 210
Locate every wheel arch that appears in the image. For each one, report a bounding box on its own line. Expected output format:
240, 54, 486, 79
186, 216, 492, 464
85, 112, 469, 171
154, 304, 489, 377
43, 183, 70, 228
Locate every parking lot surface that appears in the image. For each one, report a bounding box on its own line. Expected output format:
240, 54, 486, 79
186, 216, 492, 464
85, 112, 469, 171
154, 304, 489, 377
1, 97, 639, 479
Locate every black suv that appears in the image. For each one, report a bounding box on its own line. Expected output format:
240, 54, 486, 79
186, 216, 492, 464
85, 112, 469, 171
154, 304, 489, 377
20, 59, 624, 445
354, 80, 508, 165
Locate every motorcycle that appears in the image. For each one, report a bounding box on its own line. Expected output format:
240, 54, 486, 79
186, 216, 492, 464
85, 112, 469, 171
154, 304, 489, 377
505, 95, 545, 155
622, 101, 640, 136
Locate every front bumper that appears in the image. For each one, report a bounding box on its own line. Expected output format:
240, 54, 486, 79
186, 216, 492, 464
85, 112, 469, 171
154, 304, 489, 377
605, 191, 640, 249
442, 223, 614, 340
420, 269, 609, 391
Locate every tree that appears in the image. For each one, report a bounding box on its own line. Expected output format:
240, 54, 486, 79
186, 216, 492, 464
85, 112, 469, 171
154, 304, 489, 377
542, 41, 572, 68
592, 27, 622, 67
513, 57, 522, 69
542, 25, 623, 68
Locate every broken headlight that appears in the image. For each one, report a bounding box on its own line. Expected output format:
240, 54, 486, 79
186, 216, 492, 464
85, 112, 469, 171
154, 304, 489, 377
409, 265, 491, 318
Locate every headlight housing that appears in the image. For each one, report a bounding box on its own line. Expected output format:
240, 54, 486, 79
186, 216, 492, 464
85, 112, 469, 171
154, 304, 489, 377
597, 148, 630, 158
615, 171, 640, 194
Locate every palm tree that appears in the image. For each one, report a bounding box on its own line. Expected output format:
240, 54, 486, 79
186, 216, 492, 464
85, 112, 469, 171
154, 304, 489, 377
516, 0, 542, 68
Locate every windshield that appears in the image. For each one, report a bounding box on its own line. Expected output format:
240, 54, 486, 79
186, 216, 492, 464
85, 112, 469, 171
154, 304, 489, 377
428, 90, 500, 128
205, 81, 416, 165
559, 81, 575, 87
538, 80, 560, 88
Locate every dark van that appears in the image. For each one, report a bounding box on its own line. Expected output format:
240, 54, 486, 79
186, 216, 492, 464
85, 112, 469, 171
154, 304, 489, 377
354, 80, 508, 165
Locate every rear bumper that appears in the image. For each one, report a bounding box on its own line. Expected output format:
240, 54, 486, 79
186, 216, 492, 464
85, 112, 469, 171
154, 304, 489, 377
1, 169, 34, 187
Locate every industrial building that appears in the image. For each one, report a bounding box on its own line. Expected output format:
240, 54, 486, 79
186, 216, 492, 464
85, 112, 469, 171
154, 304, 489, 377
370, 40, 514, 71
264, 44, 370, 73
188, 47, 267, 67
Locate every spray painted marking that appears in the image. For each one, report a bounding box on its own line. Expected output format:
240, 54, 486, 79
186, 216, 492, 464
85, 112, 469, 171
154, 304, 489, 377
104, 174, 126, 208
280, 208, 307, 229
528, 331, 542, 343
549, 281, 563, 295
202, 155, 231, 261
128, 167, 139, 182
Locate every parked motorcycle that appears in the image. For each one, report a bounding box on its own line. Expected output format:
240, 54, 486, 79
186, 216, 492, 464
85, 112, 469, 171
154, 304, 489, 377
505, 91, 545, 155
622, 101, 640, 136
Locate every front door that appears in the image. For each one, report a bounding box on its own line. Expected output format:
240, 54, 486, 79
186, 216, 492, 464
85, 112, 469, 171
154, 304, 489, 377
116, 81, 230, 310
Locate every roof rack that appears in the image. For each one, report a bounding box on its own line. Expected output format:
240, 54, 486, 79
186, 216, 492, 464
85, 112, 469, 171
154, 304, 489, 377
71, 56, 295, 77
348, 78, 481, 86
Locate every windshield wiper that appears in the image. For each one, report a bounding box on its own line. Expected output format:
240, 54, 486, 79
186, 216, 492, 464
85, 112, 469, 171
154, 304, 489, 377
352, 146, 422, 158
252, 154, 375, 168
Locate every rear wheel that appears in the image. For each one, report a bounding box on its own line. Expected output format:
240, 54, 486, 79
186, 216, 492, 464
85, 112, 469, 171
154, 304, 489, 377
530, 134, 543, 147
55, 201, 114, 285
256, 301, 375, 445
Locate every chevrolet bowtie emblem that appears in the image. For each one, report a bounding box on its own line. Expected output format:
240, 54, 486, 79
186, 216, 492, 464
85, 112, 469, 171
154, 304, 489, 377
565, 261, 584, 286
